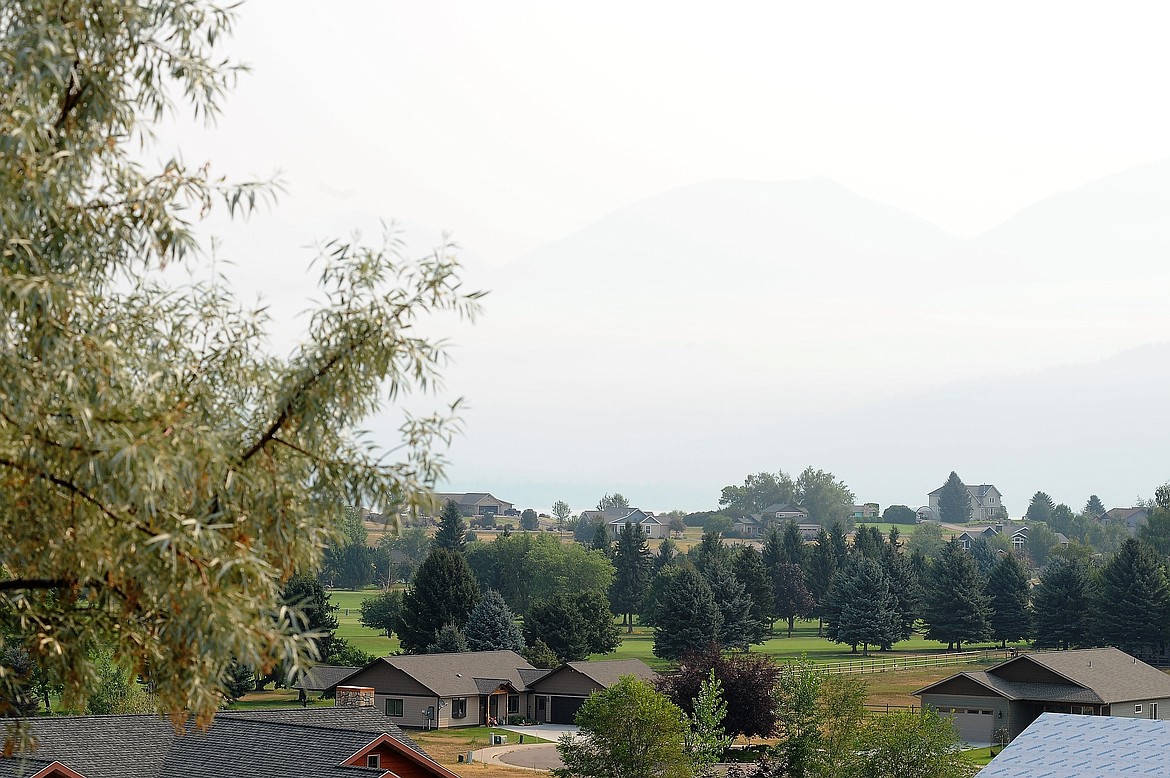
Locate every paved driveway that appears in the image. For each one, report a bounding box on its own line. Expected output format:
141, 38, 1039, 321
496, 744, 564, 771
500, 723, 580, 742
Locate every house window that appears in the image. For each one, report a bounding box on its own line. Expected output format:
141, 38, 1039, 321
366, 755, 380, 768
1135, 704, 1143, 714
452, 697, 467, 718
385, 698, 403, 717
508, 694, 520, 714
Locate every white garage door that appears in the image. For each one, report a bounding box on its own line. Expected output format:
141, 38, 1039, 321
949, 708, 995, 743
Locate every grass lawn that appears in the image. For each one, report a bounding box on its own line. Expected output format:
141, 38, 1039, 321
330, 589, 399, 656
411, 727, 549, 778
226, 689, 333, 709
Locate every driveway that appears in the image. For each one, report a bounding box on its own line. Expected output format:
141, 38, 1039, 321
495, 744, 563, 771
500, 723, 580, 742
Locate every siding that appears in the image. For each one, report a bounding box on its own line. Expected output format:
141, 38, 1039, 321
530, 668, 602, 697
1109, 698, 1170, 720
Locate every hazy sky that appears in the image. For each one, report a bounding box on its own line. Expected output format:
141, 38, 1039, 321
164, 1, 1170, 513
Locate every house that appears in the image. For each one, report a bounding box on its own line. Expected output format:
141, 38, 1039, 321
957, 526, 1002, 550
527, 659, 657, 725
927, 482, 1005, 522
733, 514, 764, 537
579, 507, 667, 539
849, 504, 880, 520
0, 703, 458, 778
299, 664, 363, 695
978, 711, 1170, 777
329, 650, 544, 729
432, 492, 514, 518
1100, 507, 1151, 536
914, 647, 1170, 743
757, 503, 809, 523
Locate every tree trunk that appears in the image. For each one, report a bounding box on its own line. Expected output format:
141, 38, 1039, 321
626, 613, 633, 634
788, 616, 795, 637
817, 617, 824, 637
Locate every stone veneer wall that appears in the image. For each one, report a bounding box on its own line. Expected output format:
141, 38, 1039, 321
336, 685, 375, 707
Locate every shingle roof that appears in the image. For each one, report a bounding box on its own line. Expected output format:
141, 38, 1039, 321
560, 659, 657, 688
367, 650, 538, 696
298, 665, 362, 692
2, 706, 439, 778
974, 672, 1104, 704
1017, 647, 1170, 703
979, 712, 1170, 777
518, 668, 553, 686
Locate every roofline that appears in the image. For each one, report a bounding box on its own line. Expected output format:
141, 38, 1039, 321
327, 657, 441, 697
27, 762, 88, 778
983, 652, 1094, 690
912, 671, 1014, 700
342, 732, 462, 778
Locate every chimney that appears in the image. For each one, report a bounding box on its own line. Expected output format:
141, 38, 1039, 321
336, 685, 375, 708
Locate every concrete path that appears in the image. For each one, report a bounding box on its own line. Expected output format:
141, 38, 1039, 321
499, 723, 580, 742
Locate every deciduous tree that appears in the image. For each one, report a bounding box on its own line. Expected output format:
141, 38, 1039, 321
658, 645, 782, 740
596, 493, 630, 511
772, 563, 815, 638
358, 589, 403, 638
0, 0, 480, 724
719, 472, 796, 513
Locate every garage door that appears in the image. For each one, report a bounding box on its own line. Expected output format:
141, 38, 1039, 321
549, 696, 585, 725
949, 708, 995, 743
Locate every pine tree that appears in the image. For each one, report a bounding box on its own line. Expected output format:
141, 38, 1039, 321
922, 540, 991, 650
610, 522, 653, 633
1084, 495, 1106, 517
1095, 538, 1170, 654
851, 526, 884, 559
1033, 557, 1093, 650
522, 591, 620, 663
822, 558, 899, 655
781, 521, 806, 566
654, 538, 679, 571
937, 472, 972, 523
733, 545, 774, 639
398, 548, 481, 653
1024, 491, 1056, 524
803, 530, 837, 637
690, 531, 731, 575
705, 558, 756, 650
827, 522, 849, 567
985, 554, 1031, 647
427, 623, 469, 654
464, 590, 525, 652
772, 563, 815, 638
881, 545, 920, 645
591, 521, 611, 553
653, 568, 722, 660
762, 527, 784, 573
434, 499, 467, 552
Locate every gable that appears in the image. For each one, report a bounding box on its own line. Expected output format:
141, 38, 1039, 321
343, 734, 459, 778
916, 673, 1006, 699
339, 661, 436, 696
529, 666, 603, 696
992, 657, 1080, 686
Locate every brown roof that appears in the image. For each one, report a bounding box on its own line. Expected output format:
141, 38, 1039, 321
560, 659, 657, 688
916, 648, 1170, 705
342, 650, 538, 697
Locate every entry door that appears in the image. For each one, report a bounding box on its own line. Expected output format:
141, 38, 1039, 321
1151, 702, 1159, 720
536, 696, 547, 723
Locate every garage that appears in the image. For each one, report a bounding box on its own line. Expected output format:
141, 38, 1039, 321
948, 708, 995, 743
549, 695, 585, 725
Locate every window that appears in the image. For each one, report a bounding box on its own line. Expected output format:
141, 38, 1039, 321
1136, 704, 1143, 714
366, 755, 380, 768
452, 697, 467, 719
385, 698, 403, 717
508, 694, 520, 714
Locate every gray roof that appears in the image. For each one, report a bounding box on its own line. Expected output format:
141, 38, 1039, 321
979, 712, 1170, 777
298, 664, 362, 692
559, 659, 657, 688
1, 706, 440, 778
759, 503, 806, 514
344, 650, 538, 697
518, 668, 553, 686
916, 648, 1170, 705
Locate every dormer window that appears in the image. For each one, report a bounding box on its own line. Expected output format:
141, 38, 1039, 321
366, 754, 380, 768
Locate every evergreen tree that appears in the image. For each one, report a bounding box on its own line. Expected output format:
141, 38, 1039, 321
881, 545, 920, 645
823, 558, 899, 655
705, 558, 756, 649
654, 537, 679, 571
521, 639, 561, 670
398, 548, 481, 653
434, 499, 467, 552
1024, 491, 1056, 524
985, 554, 1031, 647
733, 545, 774, 639
762, 526, 784, 573
610, 521, 653, 633
773, 562, 816, 637
781, 521, 806, 566
1084, 494, 1106, 517
1095, 538, 1170, 654
803, 530, 837, 637
937, 471, 972, 523
224, 660, 254, 703
851, 526, 884, 560
653, 568, 722, 659
922, 540, 990, 650
967, 537, 998, 578
523, 591, 620, 662
281, 573, 342, 661
464, 589, 525, 652
641, 565, 684, 627
591, 521, 611, 553
690, 531, 731, 575
427, 623, 469, 654
1032, 557, 1094, 650
827, 522, 849, 567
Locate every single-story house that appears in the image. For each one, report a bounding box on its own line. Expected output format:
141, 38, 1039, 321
757, 503, 809, 523
849, 504, 880, 520
733, 514, 764, 537
0, 703, 458, 778
299, 664, 362, 695
978, 711, 1170, 777
915, 647, 1170, 743
328, 651, 657, 729
957, 526, 1002, 550
527, 659, 657, 725
329, 650, 544, 729
432, 492, 514, 518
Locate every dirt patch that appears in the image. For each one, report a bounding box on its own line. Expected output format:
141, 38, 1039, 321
412, 731, 537, 778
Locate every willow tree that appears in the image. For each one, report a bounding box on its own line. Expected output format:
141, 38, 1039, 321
0, 0, 480, 730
